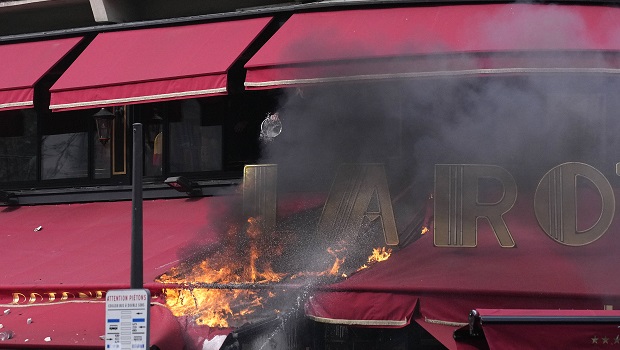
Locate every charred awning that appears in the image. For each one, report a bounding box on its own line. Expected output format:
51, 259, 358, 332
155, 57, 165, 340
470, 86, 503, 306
0, 197, 231, 348
455, 309, 620, 349
0, 37, 82, 111
245, 4, 620, 89
49, 17, 272, 111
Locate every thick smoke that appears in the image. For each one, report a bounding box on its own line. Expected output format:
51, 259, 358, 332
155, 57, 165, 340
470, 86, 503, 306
165, 5, 620, 339
261, 74, 620, 219
263, 5, 620, 191
258, 3, 620, 245
165, 5, 620, 342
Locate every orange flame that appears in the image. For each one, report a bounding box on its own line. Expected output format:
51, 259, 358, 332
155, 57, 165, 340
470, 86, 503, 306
158, 216, 393, 327
325, 247, 346, 277
357, 247, 392, 271
368, 247, 392, 263
421, 226, 429, 235
157, 217, 286, 328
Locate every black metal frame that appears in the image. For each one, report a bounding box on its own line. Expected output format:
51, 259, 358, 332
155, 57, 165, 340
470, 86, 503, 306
462, 309, 620, 341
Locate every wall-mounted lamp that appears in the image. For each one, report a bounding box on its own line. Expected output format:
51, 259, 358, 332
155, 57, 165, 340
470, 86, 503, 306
0, 190, 18, 205
93, 107, 123, 145
165, 176, 201, 195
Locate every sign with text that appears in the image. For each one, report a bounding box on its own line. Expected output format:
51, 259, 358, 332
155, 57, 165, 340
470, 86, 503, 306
105, 289, 150, 350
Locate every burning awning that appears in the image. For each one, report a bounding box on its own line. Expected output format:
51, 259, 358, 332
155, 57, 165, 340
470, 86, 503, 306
305, 191, 620, 349
455, 309, 620, 350
0, 197, 234, 348
245, 4, 620, 89
0, 37, 83, 111
49, 17, 272, 111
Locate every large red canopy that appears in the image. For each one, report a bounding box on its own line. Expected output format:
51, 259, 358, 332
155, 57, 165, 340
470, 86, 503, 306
50, 17, 271, 111
0, 197, 236, 348
306, 192, 620, 349
245, 4, 620, 89
0, 37, 82, 111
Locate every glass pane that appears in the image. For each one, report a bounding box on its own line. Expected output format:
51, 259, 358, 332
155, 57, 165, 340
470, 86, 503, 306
169, 99, 223, 172
41, 132, 88, 179
0, 109, 37, 182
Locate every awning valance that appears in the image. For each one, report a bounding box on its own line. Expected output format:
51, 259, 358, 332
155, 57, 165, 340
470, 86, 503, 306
50, 17, 271, 111
0, 37, 82, 111
305, 292, 418, 327
245, 4, 620, 89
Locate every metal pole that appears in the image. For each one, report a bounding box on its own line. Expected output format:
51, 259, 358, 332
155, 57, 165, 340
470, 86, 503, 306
131, 123, 143, 289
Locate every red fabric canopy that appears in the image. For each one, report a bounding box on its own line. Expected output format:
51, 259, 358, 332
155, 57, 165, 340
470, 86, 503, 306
0, 302, 182, 349
0, 198, 229, 288
50, 17, 271, 111
0, 37, 82, 111
457, 309, 620, 350
245, 4, 620, 89
306, 292, 417, 327
0, 197, 236, 348
306, 192, 620, 349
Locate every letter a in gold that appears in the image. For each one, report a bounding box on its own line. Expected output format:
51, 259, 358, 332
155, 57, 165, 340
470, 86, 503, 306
317, 164, 399, 246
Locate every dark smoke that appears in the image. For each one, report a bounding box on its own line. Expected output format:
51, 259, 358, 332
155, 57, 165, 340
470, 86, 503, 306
260, 3, 620, 203
260, 78, 620, 249
209, 3, 620, 338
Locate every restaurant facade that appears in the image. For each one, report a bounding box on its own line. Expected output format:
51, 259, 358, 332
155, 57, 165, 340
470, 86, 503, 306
2, 0, 620, 349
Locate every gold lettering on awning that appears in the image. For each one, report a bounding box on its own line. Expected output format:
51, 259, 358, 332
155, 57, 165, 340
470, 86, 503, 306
28, 293, 43, 304
243, 164, 278, 231
434, 164, 517, 248
11, 293, 26, 304
534, 162, 615, 246
8, 290, 107, 304
317, 163, 399, 246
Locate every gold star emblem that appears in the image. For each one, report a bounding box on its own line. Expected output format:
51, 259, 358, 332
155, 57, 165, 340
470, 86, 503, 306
592, 336, 599, 344
603, 336, 609, 344
614, 335, 620, 344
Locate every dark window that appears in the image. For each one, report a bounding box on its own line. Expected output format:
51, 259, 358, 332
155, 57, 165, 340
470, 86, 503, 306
0, 107, 113, 187
0, 109, 37, 182
41, 133, 88, 180
169, 99, 223, 173
38, 108, 113, 182
135, 99, 224, 178
41, 111, 89, 180
135, 92, 278, 180
136, 104, 165, 177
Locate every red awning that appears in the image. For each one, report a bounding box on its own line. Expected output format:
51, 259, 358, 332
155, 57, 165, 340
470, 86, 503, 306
0, 37, 82, 111
49, 17, 271, 111
0, 302, 183, 349
0, 197, 237, 348
305, 292, 418, 327
245, 4, 620, 89
305, 191, 620, 349
455, 309, 620, 350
